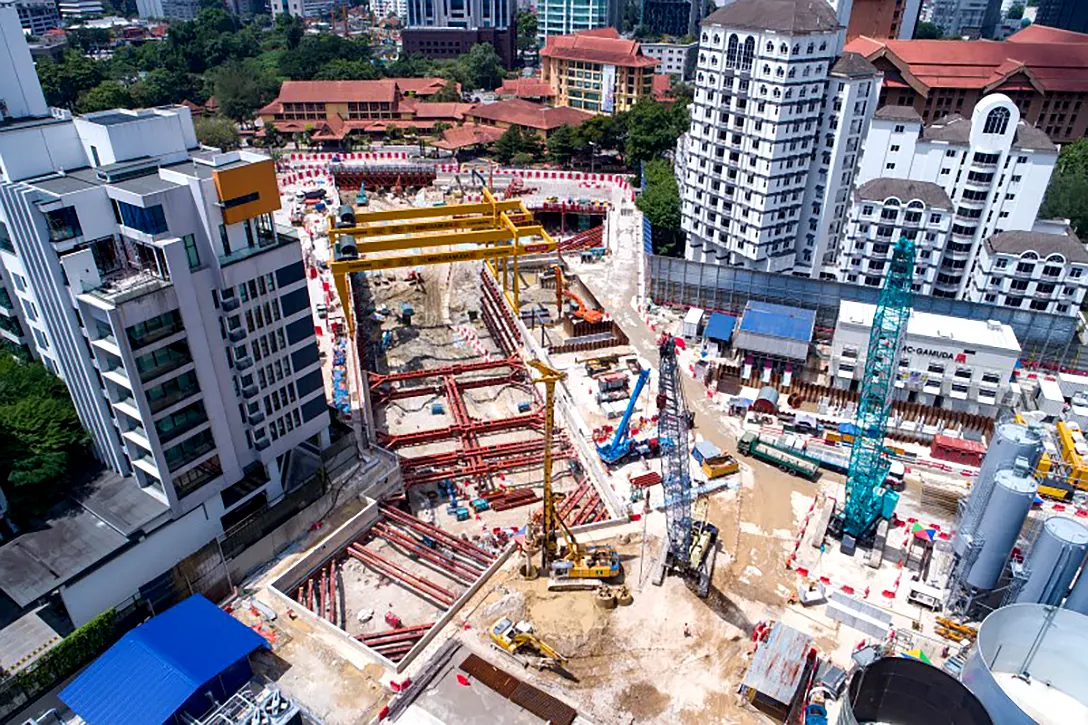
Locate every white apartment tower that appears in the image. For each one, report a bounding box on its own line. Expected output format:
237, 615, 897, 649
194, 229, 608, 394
844, 93, 1060, 304
0, 4, 331, 620
678, 0, 882, 277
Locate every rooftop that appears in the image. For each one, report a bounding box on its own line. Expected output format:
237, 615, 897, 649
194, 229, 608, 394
703, 0, 841, 34
920, 114, 1057, 152
874, 105, 923, 121
431, 123, 506, 150
831, 51, 879, 78
260, 77, 457, 111
495, 77, 556, 99
466, 99, 593, 131
856, 178, 951, 208
541, 28, 658, 68
738, 301, 816, 343
838, 299, 1022, 352
845, 30, 1088, 93
60, 595, 269, 725
985, 229, 1088, 263
741, 622, 813, 706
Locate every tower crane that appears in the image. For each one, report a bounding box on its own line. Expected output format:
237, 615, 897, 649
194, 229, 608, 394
830, 235, 914, 554
528, 360, 620, 586
652, 335, 717, 596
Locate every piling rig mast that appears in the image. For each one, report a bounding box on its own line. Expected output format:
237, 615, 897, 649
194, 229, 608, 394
830, 235, 914, 554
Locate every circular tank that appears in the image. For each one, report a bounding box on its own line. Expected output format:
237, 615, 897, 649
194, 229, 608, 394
837, 656, 991, 725
962, 604, 1088, 725
1063, 559, 1088, 615
964, 466, 1036, 591
1015, 516, 1088, 606
954, 423, 1043, 556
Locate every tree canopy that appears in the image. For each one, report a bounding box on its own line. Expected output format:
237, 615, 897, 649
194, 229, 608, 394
195, 115, 241, 150
637, 158, 683, 256
1040, 137, 1088, 238
494, 126, 544, 164
914, 22, 944, 39
0, 356, 90, 520
516, 9, 538, 55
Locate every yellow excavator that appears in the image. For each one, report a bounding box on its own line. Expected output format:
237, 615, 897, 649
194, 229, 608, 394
489, 617, 567, 670
528, 360, 621, 589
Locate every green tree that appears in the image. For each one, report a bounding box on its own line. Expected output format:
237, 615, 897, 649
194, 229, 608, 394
624, 97, 686, 166
77, 81, 134, 113
279, 34, 371, 80
637, 158, 682, 255
494, 125, 542, 163
0, 356, 89, 520
1041, 138, 1088, 238
1007, 3, 1024, 19
425, 81, 461, 102
460, 43, 504, 91
130, 69, 203, 107
195, 116, 241, 150
314, 58, 381, 80
516, 8, 538, 57
914, 21, 944, 39
36, 51, 103, 109
547, 125, 581, 166
211, 60, 278, 122
67, 27, 112, 53
576, 114, 622, 152
386, 53, 437, 78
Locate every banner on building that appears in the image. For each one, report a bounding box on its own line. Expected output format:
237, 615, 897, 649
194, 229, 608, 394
601, 64, 616, 114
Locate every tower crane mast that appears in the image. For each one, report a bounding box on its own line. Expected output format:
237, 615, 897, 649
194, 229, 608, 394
833, 235, 914, 553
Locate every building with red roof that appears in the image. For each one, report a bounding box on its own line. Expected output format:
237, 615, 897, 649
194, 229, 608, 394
495, 77, 557, 102
256, 78, 463, 142
540, 28, 658, 115
463, 99, 593, 139
846, 24, 1088, 143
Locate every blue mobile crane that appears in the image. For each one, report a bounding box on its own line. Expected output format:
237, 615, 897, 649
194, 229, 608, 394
597, 366, 652, 465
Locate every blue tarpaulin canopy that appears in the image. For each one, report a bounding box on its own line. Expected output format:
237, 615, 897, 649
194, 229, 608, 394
60, 595, 268, 725
737, 301, 815, 342
703, 313, 737, 343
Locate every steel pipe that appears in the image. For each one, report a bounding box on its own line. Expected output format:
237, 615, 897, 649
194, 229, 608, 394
380, 506, 493, 565
348, 545, 455, 606
371, 523, 482, 584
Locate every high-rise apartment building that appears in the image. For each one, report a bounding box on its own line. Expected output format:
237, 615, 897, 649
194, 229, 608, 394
536, 0, 618, 42
57, 0, 104, 18
0, 3, 331, 623
401, 0, 516, 67
1036, 0, 1088, 34
838, 94, 1067, 313
270, 0, 341, 19
136, 0, 201, 20
639, 0, 702, 38
925, 0, 1002, 37
10, 0, 60, 35
641, 41, 697, 79
678, 0, 882, 276
845, 0, 921, 39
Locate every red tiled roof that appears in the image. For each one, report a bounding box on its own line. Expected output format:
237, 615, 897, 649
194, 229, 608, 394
845, 34, 1088, 93
465, 99, 593, 131
432, 124, 506, 150
274, 80, 399, 104
397, 100, 474, 121
652, 74, 673, 101
395, 78, 460, 96
541, 28, 658, 68
1007, 24, 1088, 44
496, 77, 556, 98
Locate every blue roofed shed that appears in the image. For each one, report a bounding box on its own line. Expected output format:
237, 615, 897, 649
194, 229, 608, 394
60, 595, 268, 725
734, 301, 815, 361
702, 313, 737, 355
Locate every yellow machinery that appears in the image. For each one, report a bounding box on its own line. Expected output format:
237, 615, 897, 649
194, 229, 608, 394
528, 360, 621, 585
489, 617, 566, 670
325, 188, 557, 338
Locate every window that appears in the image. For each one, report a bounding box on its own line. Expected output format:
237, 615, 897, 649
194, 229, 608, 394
886, 164, 895, 172
44, 207, 82, 242
725, 34, 738, 68
740, 37, 755, 72
219, 224, 230, 256
182, 234, 200, 269
983, 106, 1010, 135
114, 201, 168, 235
894, 124, 905, 133
890, 144, 900, 152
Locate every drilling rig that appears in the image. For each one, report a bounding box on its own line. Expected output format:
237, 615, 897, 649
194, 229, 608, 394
652, 335, 717, 596
829, 235, 914, 555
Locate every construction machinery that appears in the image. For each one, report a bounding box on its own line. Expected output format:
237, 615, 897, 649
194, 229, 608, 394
652, 335, 716, 596
550, 265, 603, 324
597, 366, 652, 465
737, 432, 821, 480
829, 236, 913, 554
528, 360, 620, 588
489, 617, 566, 670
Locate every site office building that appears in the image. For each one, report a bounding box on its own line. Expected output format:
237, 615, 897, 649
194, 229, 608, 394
0, 9, 330, 623
831, 299, 1019, 415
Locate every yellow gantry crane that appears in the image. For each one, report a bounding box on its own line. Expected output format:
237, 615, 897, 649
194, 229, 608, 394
325, 188, 558, 337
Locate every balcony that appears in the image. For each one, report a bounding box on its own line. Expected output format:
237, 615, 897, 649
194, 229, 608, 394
138, 355, 191, 385
228, 327, 247, 343
242, 384, 259, 399
218, 226, 299, 268
85, 268, 172, 307
222, 296, 241, 312
235, 355, 254, 371
248, 410, 265, 425
148, 383, 201, 415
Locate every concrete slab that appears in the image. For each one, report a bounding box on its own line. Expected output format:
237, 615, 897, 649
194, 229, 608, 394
403, 654, 544, 725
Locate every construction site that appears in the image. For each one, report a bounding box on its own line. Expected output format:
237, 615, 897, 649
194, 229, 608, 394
220, 155, 1088, 725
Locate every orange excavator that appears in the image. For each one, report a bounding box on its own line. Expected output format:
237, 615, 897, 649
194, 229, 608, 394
550, 265, 603, 324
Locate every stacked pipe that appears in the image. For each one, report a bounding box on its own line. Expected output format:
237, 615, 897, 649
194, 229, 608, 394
356, 623, 434, 663
380, 505, 496, 566
347, 544, 456, 608
292, 559, 344, 629
488, 488, 541, 511
480, 268, 522, 345
370, 521, 485, 586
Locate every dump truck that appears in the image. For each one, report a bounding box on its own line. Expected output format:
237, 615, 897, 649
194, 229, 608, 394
701, 454, 739, 479
737, 432, 820, 480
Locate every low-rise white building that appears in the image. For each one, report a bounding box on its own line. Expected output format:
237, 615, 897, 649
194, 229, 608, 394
57, 0, 104, 18
831, 299, 1020, 415
641, 41, 696, 79
965, 229, 1088, 316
